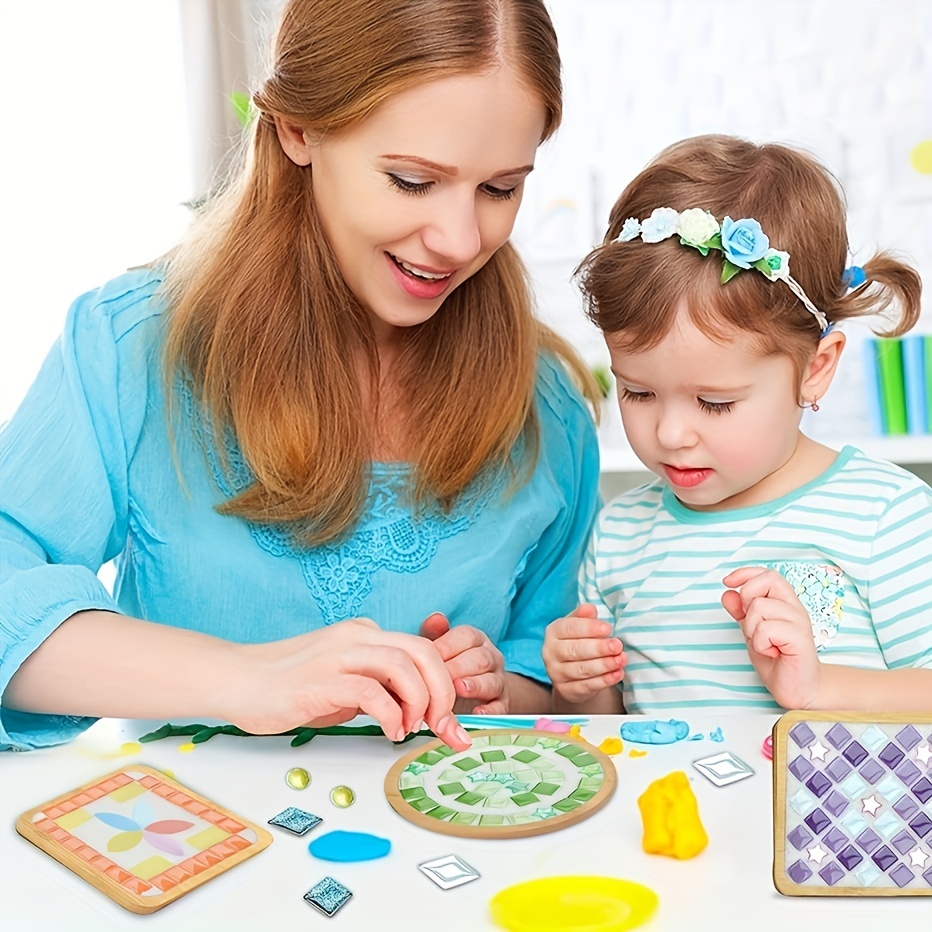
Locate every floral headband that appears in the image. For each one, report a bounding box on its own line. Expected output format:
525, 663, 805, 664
615, 207, 829, 333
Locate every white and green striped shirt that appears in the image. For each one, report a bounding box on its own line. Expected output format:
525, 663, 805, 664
581, 446, 932, 713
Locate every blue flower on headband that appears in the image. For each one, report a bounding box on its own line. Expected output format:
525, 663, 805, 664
720, 217, 770, 273
842, 265, 866, 290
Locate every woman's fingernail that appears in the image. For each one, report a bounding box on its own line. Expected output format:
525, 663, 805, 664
393, 727, 405, 742
412, 721, 424, 733
436, 715, 451, 735
461, 679, 474, 694
455, 725, 471, 745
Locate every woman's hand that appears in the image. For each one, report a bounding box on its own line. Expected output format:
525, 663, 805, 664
722, 567, 822, 709
227, 618, 471, 749
419, 612, 510, 715
541, 603, 626, 706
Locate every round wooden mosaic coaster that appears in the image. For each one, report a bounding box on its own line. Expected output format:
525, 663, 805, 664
384, 729, 617, 839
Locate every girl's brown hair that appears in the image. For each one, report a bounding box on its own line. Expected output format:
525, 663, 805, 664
163, 0, 597, 545
578, 135, 922, 382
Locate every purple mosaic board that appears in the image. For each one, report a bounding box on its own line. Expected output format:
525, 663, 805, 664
773, 712, 932, 896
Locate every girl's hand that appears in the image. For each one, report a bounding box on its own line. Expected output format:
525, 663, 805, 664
541, 603, 625, 705
227, 619, 471, 750
722, 567, 822, 709
419, 612, 510, 715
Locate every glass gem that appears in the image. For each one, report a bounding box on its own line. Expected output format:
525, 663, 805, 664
304, 876, 352, 917
330, 785, 356, 808
285, 767, 311, 790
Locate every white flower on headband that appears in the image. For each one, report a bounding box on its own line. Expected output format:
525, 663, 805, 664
640, 207, 679, 243
612, 207, 828, 332
619, 217, 641, 241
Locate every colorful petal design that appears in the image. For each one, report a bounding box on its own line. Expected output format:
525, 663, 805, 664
107, 829, 144, 852
144, 831, 186, 856
95, 812, 139, 831
145, 819, 194, 834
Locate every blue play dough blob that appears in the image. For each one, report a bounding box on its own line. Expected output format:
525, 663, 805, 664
620, 719, 690, 745
308, 830, 391, 862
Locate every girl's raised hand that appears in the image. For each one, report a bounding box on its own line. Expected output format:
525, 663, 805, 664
227, 618, 471, 750
722, 567, 822, 709
542, 603, 626, 705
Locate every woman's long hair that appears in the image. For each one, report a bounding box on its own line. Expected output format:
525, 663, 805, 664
163, 0, 597, 545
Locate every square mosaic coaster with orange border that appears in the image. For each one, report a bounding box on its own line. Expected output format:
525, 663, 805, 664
15, 764, 272, 914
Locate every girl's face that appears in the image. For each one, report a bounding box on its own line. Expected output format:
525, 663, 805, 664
297, 67, 546, 346
606, 305, 808, 511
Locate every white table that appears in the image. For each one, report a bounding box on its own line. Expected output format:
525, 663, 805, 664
3, 712, 927, 929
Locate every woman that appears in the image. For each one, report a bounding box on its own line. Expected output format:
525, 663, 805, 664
0, 0, 600, 751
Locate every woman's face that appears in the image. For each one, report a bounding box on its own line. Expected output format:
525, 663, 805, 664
291, 68, 546, 344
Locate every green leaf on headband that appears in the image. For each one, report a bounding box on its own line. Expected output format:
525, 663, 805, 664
721, 259, 742, 284
751, 257, 773, 275
705, 232, 723, 251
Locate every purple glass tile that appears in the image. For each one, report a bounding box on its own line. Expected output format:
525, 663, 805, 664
804, 808, 831, 835
790, 722, 816, 748
893, 795, 920, 820
822, 790, 848, 818
826, 723, 852, 749
788, 755, 815, 782
859, 759, 885, 784
843, 741, 868, 766
788, 825, 813, 850
787, 859, 812, 884
923, 866, 932, 887
856, 828, 881, 853
889, 863, 915, 888
909, 811, 932, 839
891, 829, 917, 854
895, 760, 921, 786
912, 777, 932, 804
819, 861, 845, 886
896, 725, 922, 751
837, 845, 863, 871
871, 845, 897, 872
825, 757, 851, 782
806, 771, 832, 798
878, 743, 905, 769
822, 826, 849, 853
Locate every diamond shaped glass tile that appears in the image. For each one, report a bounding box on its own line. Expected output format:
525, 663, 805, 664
859, 725, 888, 753
825, 757, 851, 783
789, 755, 815, 782
889, 863, 915, 888
304, 876, 352, 917
826, 723, 852, 749
895, 726, 922, 752
893, 795, 919, 820
268, 807, 323, 836
790, 723, 816, 747
818, 861, 845, 885
840, 772, 868, 798
418, 854, 481, 890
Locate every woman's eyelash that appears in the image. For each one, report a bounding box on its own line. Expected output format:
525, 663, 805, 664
698, 399, 734, 414
386, 174, 518, 200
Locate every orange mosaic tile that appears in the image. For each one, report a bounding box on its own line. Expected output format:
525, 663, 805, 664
105, 865, 133, 884
121, 877, 152, 895
44, 807, 64, 820
228, 835, 251, 852
183, 799, 209, 816
217, 817, 246, 833
71, 794, 92, 807
36, 818, 57, 833
138, 775, 159, 789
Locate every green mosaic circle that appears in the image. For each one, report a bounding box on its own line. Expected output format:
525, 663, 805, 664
384, 730, 616, 839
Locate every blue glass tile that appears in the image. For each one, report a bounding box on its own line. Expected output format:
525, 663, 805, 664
304, 876, 353, 917
790, 722, 816, 747
837, 845, 863, 871
840, 772, 868, 798
826, 723, 852, 749
876, 774, 902, 801
889, 863, 915, 888
789, 789, 816, 817
859, 725, 888, 753
895, 725, 922, 751
859, 759, 885, 784
788, 755, 815, 782
854, 862, 881, 886
840, 812, 868, 838
874, 811, 903, 840
843, 742, 868, 766
268, 807, 323, 836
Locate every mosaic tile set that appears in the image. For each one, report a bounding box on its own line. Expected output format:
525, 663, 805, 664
774, 713, 932, 896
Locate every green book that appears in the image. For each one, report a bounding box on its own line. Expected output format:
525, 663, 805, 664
925, 336, 932, 433
875, 338, 908, 435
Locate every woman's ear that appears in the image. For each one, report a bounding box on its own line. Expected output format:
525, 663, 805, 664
800, 329, 846, 405
274, 115, 314, 166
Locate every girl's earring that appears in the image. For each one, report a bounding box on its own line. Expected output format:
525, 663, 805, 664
810, 398, 820, 412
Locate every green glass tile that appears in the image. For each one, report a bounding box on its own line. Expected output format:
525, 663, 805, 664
542, 770, 564, 782
580, 776, 604, 791
427, 806, 455, 821
573, 752, 599, 768
485, 794, 510, 808
416, 750, 445, 765
580, 763, 604, 777
478, 815, 504, 826
438, 782, 466, 796
471, 736, 490, 746
433, 745, 456, 758
450, 812, 479, 825
453, 757, 483, 771
399, 773, 424, 789
488, 735, 513, 746
555, 745, 583, 760
490, 761, 514, 773
514, 769, 538, 786
471, 783, 502, 798
408, 796, 440, 812
454, 791, 484, 806
512, 749, 540, 763
569, 788, 596, 803
510, 792, 540, 807
514, 735, 539, 747
509, 814, 534, 824
400, 786, 427, 800
553, 799, 581, 812
480, 750, 506, 762
531, 782, 560, 795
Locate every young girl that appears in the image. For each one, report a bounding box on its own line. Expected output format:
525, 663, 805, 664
543, 134, 932, 715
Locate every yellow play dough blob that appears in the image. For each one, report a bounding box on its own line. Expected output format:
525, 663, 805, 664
285, 767, 311, 789
119, 742, 141, 756
910, 140, 932, 174
598, 737, 623, 756
628, 749, 647, 758
637, 770, 708, 860
489, 876, 658, 932
177, 742, 196, 753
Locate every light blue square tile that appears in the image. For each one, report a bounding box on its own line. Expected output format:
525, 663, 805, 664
840, 773, 867, 799
876, 774, 901, 801
874, 810, 901, 840
860, 725, 888, 753
789, 789, 816, 816
854, 862, 881, 886
840, 812, 868, 838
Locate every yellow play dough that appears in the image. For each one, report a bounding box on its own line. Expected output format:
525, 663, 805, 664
489, 876, 658, 932
910, 140, 932, 175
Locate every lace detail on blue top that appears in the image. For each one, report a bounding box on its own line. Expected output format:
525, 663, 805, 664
184, 388, 503, 624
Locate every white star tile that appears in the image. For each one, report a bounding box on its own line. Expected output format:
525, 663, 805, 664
908, 847, 929, 868
915, 743, 932, 767
808, 740, 829, 761
861, 795, 882, 816
807, 843, 829, 864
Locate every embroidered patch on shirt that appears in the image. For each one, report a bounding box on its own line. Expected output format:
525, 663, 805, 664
767, 561, 844, 651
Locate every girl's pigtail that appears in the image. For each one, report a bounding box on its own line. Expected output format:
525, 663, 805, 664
831, 251, 922, 338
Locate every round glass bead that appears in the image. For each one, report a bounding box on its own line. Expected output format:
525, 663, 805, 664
285, 767, 311, 790
330, 784, 356, 808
